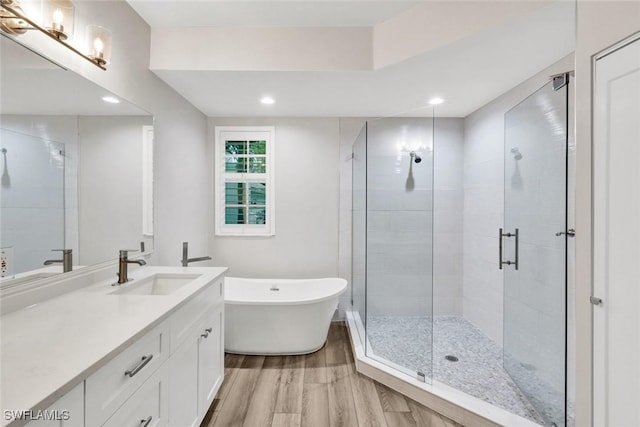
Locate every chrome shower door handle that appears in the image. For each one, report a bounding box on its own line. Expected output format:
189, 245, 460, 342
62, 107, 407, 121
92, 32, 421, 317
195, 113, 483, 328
499, 228, 519, 270
514, 228, 519, 270
499, 228, 504, 269
555, 228, 575, 237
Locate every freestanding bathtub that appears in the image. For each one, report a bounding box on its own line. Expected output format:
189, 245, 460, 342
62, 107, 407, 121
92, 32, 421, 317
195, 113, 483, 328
224, 277, 347, 355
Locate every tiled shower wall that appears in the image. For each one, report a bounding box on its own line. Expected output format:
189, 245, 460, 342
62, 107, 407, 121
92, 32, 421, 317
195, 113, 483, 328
0, 116, 79, 276
338, 117, 464, 318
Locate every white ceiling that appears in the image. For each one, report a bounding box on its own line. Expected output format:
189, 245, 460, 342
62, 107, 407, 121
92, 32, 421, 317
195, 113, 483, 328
127, 1, 419, 28
3, 1, 575, 118
145, 1, 575, 117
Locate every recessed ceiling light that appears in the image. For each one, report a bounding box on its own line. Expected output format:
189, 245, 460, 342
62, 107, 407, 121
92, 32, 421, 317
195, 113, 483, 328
102, 96, 120, 104
429, 97, 444, 105
260, 96, 275, 105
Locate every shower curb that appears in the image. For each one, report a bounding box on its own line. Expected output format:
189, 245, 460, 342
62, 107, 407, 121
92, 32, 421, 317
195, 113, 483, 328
344, 311, 541, 427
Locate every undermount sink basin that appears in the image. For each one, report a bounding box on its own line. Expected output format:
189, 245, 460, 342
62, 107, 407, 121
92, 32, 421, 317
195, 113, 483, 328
110, 273, 201, 296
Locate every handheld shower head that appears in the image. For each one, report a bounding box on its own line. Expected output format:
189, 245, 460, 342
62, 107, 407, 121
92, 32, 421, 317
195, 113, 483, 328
410, 151, 422, 163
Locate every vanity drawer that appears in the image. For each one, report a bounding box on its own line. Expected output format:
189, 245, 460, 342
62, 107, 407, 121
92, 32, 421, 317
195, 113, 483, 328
85, 321, 168, 426
102, 361, 169, 427
170, 278, 223, 353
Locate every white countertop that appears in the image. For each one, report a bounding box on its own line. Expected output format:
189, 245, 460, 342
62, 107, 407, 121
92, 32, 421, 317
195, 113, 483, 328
0, 266, 227, 427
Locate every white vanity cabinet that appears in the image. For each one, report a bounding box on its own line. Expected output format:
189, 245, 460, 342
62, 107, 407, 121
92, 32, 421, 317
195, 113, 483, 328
24, 384, 84, 427
1, 267, 226, 427
168, 278, 224, 427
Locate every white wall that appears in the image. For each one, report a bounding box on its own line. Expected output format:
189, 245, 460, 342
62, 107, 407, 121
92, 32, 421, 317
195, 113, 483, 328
77, 116, 151, 265
9, 1, 211, 268
207, 118, 340, 280
373, 1, 550, 69
462, 54, 574, 346
574, 2, 640, 425
151, 27, 372, 71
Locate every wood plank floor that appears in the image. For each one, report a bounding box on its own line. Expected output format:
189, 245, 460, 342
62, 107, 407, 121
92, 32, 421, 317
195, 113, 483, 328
201, 322, 464, 427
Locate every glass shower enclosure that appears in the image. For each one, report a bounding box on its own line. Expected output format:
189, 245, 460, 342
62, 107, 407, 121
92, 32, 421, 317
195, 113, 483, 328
349, 75, 570, 427
352, 113, 434, 382
502, 75, 569, 426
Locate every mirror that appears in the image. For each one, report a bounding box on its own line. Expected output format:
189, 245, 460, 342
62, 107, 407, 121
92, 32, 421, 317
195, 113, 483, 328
0, 36, 154, 283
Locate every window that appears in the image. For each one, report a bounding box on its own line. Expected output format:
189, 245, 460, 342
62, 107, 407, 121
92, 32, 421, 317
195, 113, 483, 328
214, 126, 275, 236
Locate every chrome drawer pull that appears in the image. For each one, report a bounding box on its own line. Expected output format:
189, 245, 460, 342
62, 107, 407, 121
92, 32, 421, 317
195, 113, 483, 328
140, 416, 152, 427
124, 354, 153, 377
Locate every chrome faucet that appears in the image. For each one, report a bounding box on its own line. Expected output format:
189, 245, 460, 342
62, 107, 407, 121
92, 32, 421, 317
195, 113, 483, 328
43, 249, 73, 273
181, 242, 211, 267
117, 250, 147, 284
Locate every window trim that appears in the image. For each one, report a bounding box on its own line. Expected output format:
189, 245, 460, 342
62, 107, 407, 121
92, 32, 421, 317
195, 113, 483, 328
214, 126, 275, 236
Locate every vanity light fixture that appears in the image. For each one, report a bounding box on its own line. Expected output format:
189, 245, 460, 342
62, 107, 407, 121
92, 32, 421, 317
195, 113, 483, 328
0, 0, 110, 70
102, 95, 120, 104
43, 0, 74, 41
429, 97, 444, 105
0, 0, 28, 35
260, 96, 275, 105
85, 24, 112, 67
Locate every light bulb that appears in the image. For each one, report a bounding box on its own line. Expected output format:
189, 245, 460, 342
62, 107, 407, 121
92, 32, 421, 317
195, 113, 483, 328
93, 37, 104, 57
53, 9, 63, 25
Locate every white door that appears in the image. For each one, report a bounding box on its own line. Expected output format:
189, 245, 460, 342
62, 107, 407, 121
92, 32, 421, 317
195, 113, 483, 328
593, 33, 640, 427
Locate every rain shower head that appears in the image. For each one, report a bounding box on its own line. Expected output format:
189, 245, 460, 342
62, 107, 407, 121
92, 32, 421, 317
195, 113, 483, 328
510, 147, 523, 160
410, 151, 422, 163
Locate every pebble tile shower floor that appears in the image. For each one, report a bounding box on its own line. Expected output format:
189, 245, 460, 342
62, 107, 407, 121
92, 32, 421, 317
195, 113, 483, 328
366, 315, 547, 425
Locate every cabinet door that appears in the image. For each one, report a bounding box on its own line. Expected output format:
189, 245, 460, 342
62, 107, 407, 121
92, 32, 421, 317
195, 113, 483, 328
198, 306, 224, 414
169, 331, 199, 427
102, 362, 169, 427
24, 383, 83, 427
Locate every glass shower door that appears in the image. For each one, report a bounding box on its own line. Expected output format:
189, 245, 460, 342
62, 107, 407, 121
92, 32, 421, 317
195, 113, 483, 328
502, 77, 568, 426
364, 116, 434, 382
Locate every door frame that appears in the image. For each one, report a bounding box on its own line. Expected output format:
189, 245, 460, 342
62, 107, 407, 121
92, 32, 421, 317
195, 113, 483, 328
592, 31, 640, 427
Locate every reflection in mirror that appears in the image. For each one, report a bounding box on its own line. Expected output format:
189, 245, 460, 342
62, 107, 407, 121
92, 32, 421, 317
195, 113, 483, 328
0, 36, 154, 283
